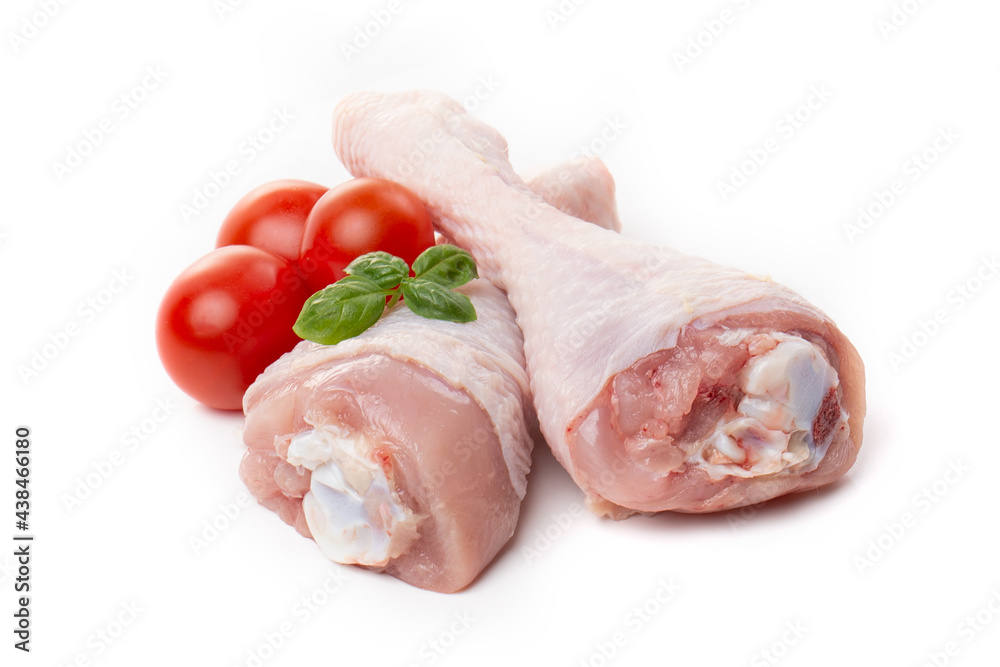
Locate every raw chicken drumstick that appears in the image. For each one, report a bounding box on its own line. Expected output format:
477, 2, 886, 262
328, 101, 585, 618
332, 90, 866, 518
240, 157, 621, 592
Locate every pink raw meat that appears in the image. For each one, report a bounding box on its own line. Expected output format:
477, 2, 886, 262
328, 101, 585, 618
240, 158, 620, 592
332, 90, 866, 518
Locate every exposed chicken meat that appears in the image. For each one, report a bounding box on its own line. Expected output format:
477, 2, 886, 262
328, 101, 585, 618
240, 158, 621, 591
331, 90, 866, 518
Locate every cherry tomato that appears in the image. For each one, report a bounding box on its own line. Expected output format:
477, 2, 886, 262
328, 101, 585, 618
216, 179, 328, 262
298, 178, 435, 292
156, 246, 311, 411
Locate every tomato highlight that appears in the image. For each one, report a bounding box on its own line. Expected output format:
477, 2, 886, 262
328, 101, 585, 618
216, 179, 328, 262
298, 177, 435, 292
156, 246, 310, 410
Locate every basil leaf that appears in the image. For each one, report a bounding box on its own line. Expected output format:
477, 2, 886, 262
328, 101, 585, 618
411, 244, 478, 288
344, 251, 408, 289
293, 246, 479, 346
293, 276, 388, 345
401, 278, 477, 323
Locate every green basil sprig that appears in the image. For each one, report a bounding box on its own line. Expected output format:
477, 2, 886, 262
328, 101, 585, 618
293, 245, 478, 345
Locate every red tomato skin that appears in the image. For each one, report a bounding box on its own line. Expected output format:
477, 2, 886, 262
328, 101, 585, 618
298, 178, 435, 293
156, 246, 310, 411
216, 179, 328, 262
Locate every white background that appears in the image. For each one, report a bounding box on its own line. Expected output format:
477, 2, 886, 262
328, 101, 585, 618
3, 0, 999, 665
